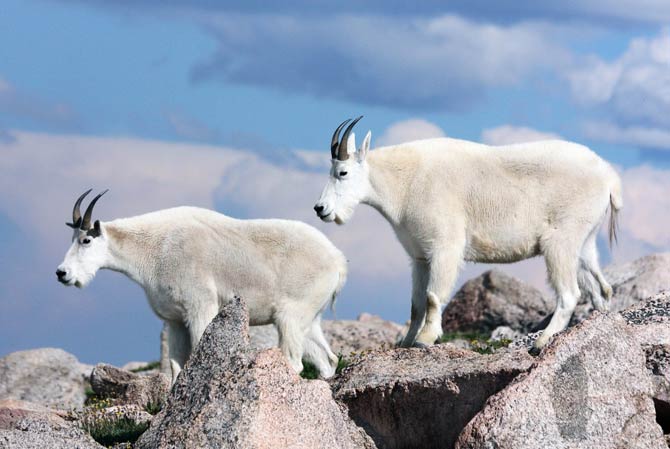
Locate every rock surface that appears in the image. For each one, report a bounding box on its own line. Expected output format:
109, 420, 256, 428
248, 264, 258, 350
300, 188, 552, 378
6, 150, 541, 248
620, 290, 670, 346
0, 348, 92, 410
573, 253, 670, 324
331, 345, 534, 449
89, 364, 169, 410
324, 314, 405, 355
442, 269, 554, 335
136, 296, 375, 449
456, 313, 666, 449
0, 399, 103, 448
620, 290, 670, 435
249, 314, 405, 356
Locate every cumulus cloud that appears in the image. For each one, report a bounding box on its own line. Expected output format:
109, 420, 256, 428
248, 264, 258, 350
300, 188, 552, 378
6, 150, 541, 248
165, 111, 219, 142
375, 119, 446, 146
191, 14, 569, 110
617, 165, 670, 251
583, 121, 670, 150
481, 125, 561, 146
0, 76, 76, 127
567, 29, 670, 148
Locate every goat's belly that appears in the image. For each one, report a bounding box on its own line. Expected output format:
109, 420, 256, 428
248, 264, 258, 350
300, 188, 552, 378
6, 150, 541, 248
464, 233, 540, 263
146, 293, 186, 322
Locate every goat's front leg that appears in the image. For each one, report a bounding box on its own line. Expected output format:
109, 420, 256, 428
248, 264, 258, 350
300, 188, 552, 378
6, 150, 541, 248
415, 246, 463, 346
400, 260, 430, 347
165, 320, 190, 385
186, 300, 220, 354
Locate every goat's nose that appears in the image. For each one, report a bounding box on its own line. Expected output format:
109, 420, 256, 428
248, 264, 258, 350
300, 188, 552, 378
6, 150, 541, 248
314, 205, 324, 214
56, 269, 67, 280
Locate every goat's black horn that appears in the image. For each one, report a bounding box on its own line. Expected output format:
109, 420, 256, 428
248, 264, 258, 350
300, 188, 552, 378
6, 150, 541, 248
81, 189, 108, 230
66, 189, 92, 229
331, 118, 351, 159
337, 115, 363, 161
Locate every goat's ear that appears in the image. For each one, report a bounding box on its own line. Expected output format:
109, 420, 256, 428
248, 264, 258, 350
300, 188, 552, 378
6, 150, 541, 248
357, 130, 371, 162
87, 220, 102, 238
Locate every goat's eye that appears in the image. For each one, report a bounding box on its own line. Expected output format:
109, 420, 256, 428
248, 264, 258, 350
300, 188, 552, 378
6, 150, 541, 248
339, 171, 348, 177
82, 238, 91, 245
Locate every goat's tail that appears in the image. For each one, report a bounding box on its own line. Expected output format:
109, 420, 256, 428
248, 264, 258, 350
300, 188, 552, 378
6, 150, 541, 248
608, 170, 623, 249
329, 252, 348, 317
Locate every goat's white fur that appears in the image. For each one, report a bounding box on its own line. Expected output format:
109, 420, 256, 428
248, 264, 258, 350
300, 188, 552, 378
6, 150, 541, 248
315, 135, 622, 350
58, 207, 346, 382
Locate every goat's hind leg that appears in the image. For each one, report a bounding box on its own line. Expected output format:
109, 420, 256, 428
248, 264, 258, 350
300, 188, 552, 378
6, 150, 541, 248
302, 318, 338, 378
276, 304, 311, 374
580, 231, 612, 309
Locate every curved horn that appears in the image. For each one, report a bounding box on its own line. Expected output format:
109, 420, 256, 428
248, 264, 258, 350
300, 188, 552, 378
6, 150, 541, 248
331, 119, 351, 159
81, 189, 108, 230
337, 115, 363, 161
66, 189, 92, 229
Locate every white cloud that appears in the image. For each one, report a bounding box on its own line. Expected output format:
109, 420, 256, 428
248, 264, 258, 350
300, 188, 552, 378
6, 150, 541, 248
583, 121, 670, 150
617, 165, 670, 251
0, 75, 75, 127
193, 14, 570, 109
292, 149, 330, 170
568, 29, 670, 129
165, 111, 219, 142
0, 77, 11, 93
376, 119, 446, 146
481, 125, 561, 146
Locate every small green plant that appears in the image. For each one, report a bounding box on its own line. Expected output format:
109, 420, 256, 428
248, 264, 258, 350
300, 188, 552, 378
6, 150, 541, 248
470, 338, 513, 354
85, 395, 113, 409
129, 361, 160, 373
439, 330, 491, 343
144, 400, 162, 415
335, 354, 349, 374
83, 416, 149, 447
300, 354, 350, 379
440, 331, 512, 354
84, 385, 96, 401
300, 361, 319, 379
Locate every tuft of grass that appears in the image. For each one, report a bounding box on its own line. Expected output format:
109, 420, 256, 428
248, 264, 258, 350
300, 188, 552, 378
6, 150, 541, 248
300, 361, 319, 380
440, 331, 512, 354
83, 416, 149, 447
129, 361, 160, 373
470, 338, 512, 354
440, 330, 491, 343
84, 385, 96, 401
300, 354, 350, 379
335, 354, 349, 374
144, 400, 162, 415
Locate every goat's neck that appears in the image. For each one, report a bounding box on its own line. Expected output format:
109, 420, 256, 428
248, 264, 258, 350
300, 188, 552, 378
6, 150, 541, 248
363, 156, 407, 227
103, 222, 154, 286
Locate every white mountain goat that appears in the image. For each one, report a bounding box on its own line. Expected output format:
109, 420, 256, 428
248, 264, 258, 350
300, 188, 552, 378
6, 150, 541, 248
314, 117, 622, 352
57, 190, 347, 381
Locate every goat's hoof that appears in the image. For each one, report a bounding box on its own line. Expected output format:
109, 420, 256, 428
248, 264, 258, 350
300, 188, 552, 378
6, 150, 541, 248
412, 342, 428, 348
528, 346, 541, 357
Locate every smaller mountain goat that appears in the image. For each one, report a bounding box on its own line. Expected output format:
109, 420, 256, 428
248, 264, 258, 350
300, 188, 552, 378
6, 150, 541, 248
56, 190, 346, 382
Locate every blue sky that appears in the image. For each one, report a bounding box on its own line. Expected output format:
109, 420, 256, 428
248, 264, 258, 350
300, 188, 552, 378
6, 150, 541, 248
1, 0, 669, 365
